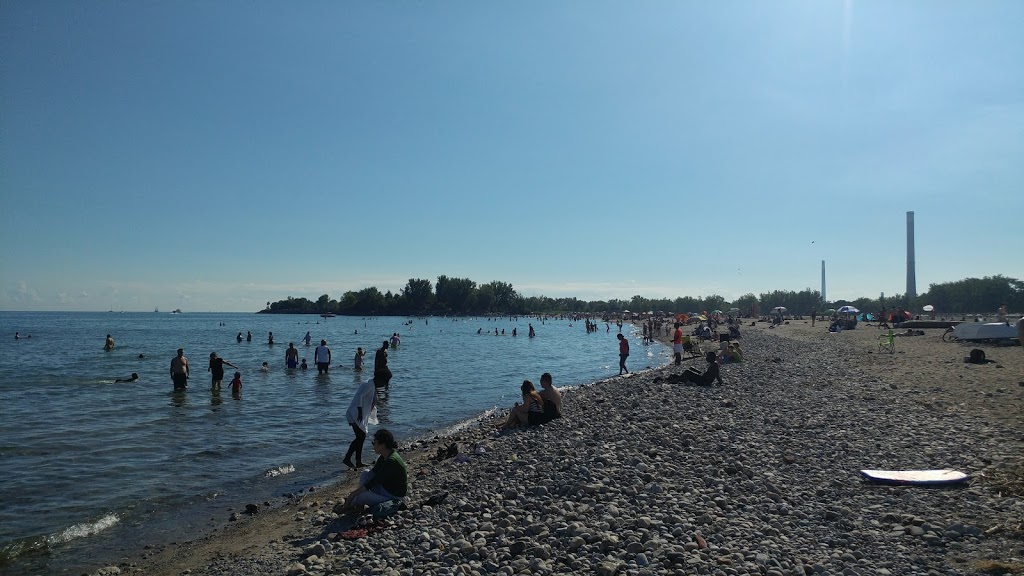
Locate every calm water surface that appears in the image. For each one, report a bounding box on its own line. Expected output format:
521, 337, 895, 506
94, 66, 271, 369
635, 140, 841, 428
0, 311, 668, 574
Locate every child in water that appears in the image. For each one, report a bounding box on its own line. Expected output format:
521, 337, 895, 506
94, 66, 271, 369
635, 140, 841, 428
260, 362, 269, 372
230, 372, 242, 393
300, 358, 308, 370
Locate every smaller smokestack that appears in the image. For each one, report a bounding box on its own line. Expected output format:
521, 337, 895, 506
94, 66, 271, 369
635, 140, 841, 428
821, 260, 826, 304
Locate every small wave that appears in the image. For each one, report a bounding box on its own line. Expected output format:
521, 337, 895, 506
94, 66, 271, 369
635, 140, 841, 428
0, 535, 49, 564
265, 464, 295, 478
48, 513, 120, 544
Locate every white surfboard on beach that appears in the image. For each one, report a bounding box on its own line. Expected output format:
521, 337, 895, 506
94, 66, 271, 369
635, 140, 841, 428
859, 469, 970, 486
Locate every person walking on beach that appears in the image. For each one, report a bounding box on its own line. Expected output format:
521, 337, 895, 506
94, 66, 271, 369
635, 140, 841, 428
208, 352, 238, 391
343, 377, 378, 469
314, 339, 331, 374
104, 334, 115, 351
617, 333, 629, 375
374, 341, 392, 388
170, 348, 190, 391
285, 343, 299, 369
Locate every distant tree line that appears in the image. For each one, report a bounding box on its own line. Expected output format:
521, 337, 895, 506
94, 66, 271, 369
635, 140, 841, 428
260, 274, 1022, 317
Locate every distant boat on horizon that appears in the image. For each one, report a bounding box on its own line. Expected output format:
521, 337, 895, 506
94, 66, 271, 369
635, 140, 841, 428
154, 307, 159, 313
171, 309, 182, 314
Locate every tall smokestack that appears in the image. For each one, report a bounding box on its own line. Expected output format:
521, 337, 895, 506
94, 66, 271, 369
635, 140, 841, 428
821, 260, 826, 304
906, 211, 916, 298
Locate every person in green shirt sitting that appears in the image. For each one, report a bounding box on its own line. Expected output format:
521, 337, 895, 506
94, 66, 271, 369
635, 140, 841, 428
343, 428, 408, 511
721, 342, 743, 364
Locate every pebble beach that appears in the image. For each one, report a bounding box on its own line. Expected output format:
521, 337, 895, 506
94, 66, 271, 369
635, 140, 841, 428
106, 320, 1023, 576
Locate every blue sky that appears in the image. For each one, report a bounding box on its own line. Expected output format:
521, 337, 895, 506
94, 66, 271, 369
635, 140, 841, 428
2, 1, 1021, 312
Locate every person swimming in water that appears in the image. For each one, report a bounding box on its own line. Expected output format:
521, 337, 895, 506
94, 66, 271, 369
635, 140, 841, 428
114, 373, 139, 383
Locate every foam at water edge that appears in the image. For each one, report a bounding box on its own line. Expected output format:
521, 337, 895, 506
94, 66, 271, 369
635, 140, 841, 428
265, 464, 296, 478
49, 513, 120, 544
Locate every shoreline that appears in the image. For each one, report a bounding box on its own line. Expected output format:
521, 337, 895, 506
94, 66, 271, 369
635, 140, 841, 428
99, 320, 1022, 575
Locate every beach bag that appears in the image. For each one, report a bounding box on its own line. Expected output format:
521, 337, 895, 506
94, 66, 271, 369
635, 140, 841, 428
369, 498, 406, 519
967, 349, 986, 364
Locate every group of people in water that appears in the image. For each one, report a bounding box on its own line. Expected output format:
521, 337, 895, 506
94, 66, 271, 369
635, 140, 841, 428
145, 328, 402, 397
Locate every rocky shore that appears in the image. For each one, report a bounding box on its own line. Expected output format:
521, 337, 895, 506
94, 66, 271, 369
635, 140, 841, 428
113, 321, 1023, 576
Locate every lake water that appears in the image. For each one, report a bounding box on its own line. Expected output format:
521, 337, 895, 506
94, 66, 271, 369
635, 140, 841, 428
0, 311, 668, 575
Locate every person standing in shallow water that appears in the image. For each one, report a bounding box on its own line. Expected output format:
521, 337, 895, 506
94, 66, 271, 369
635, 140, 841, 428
617, 333, 629, 375
374, 341, 392, 388
246, 331, 252, 342
314, 340, 331, 374
285, 343, 299, 369
170, 348, 190, 391
104, 334, 115, 351
208, 352, 237, 391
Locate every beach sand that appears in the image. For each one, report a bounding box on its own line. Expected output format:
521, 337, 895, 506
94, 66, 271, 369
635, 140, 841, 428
102, 319, 1023, 576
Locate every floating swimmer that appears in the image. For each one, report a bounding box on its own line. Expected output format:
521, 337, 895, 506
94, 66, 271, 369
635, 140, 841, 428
114, 373, 139, 383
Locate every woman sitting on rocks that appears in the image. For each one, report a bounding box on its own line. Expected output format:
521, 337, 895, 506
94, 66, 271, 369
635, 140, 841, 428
342, 428, 408, 511
677, 352, 722, 386
496, 380, 545, 431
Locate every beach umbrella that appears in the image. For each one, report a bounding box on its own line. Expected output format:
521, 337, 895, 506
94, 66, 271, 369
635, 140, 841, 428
923, 305, 935, 312
827, 308, 836, 314
772, 306, 787, 313
697, 315, 707, 321
837, 305, 859, 314
711, 309, 722, 315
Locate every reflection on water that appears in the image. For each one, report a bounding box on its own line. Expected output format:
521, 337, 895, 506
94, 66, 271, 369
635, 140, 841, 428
375, 387, 391, 424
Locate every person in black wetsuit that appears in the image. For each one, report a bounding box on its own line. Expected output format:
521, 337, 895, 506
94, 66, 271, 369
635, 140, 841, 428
374, 341, 392, 388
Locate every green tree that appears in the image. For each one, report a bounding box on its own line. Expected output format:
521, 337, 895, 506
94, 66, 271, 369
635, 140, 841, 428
402, 278, 435, 315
